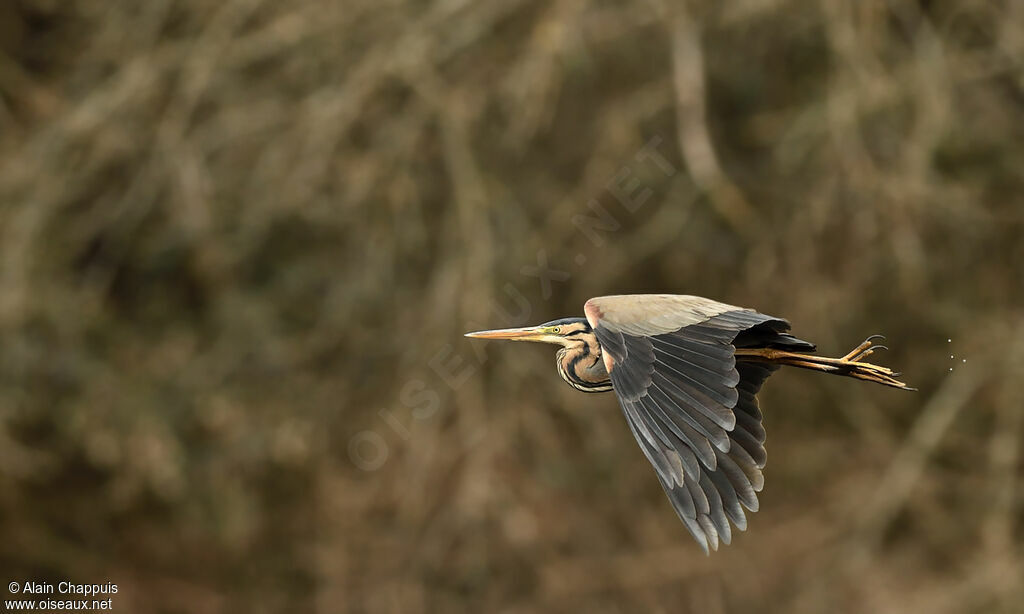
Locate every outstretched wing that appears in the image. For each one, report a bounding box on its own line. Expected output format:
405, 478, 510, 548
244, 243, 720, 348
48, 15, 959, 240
585, 294, 786, 552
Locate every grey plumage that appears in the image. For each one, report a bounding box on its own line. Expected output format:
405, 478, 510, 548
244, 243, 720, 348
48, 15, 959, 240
592, 303, 780, 552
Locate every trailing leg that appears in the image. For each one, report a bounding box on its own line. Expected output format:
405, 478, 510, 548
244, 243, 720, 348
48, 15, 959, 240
735, 336, 914, 391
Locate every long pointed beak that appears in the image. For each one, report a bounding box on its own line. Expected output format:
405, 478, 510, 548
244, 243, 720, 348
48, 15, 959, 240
464, 326, 547, 342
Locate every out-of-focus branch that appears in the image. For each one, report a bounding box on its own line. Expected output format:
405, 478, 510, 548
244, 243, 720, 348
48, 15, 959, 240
666, 2, 759, 239
982, 321, 1024, 556
855, 361, 985, 553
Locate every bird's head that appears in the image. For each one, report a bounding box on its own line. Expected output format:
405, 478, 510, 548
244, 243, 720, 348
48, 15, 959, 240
464, 317, 591, 348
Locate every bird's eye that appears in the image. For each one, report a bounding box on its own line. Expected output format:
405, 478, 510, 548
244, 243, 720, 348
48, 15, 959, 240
550, 327, 561, 334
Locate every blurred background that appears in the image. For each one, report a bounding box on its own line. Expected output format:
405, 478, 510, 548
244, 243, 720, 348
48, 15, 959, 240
1, 0, 1022, 612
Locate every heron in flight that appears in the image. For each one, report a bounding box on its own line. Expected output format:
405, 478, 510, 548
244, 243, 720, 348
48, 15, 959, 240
465, 294, 912, 553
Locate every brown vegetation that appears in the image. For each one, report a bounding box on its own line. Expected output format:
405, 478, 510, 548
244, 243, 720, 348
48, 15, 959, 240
1, 0, 1022, 612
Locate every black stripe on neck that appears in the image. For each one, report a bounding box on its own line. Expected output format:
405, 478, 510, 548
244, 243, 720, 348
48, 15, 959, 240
559, 346, 613, 393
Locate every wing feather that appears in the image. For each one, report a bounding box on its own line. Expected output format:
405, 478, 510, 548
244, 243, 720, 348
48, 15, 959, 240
651, 353, 739, 408
653, 344, 740, 387
588, 295, 786, 551
735, 405, 767, 442
714, 447, 759, 512
698, 471, 731, 545
706, 453, 746, 528
651, 337, 736, 376
623, 405, 686, 487
651, 371, 737, 430
728, 421, 769, 468
647, 380, 731, 453
640, 394, 717, 471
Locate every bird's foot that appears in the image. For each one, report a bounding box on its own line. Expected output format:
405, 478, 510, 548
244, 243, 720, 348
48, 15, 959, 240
823, 335, 913, 390
806, 336, 892, 373
839, 334, 888, 363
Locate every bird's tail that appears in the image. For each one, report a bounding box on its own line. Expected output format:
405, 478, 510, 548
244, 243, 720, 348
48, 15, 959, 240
735, 335, 915, 391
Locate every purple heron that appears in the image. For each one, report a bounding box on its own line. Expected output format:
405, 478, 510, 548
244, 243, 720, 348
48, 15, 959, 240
465, 294, 912, 553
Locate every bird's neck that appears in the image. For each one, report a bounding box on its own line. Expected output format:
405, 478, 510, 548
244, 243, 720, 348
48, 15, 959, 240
556, 336, 613, 393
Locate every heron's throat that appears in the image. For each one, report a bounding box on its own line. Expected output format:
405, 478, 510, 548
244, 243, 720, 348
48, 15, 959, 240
556, 337, 613, 393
